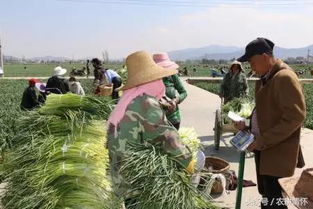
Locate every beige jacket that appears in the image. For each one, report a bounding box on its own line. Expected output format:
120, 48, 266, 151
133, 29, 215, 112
255, 60, 306, 177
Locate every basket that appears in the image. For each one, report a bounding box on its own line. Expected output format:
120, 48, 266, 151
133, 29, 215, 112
199, 156, 230, 195
98, 85, 113, 96
204, 156, 230, 173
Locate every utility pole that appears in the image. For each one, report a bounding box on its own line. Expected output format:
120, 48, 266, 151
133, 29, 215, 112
0, 37, 4, 77
307, 49, 311, 64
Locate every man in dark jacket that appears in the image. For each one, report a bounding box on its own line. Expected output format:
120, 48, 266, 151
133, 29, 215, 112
20, 78, 41, 110
46, 66, 69, 94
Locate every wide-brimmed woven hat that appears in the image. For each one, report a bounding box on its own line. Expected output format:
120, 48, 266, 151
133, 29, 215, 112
153, 52, 179, 69
279, 168, 313, 209
54, 66, 67, 76
122, 51, 178, 90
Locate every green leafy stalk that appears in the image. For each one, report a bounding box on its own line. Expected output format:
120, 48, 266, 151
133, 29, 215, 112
120, 142, 219, 209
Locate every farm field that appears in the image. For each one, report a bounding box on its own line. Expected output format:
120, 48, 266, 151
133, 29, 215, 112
177, 63, 313, 78
2, 63, 313, 78
2, 63, 123, 77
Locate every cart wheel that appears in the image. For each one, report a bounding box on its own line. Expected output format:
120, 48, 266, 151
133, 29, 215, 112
214, 109, 222, 150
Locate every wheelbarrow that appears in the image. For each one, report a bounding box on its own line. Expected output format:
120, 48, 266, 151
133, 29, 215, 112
213, 98, 239, 150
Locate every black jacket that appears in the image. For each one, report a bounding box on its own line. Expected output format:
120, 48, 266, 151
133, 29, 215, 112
20, 86, 40, 110
46, 76, 70, 94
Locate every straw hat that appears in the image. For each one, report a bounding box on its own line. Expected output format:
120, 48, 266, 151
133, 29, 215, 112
54, 66, 67, 76
153, 52, 179, 69
122, 51, 178, 90
279, 168, 313, 209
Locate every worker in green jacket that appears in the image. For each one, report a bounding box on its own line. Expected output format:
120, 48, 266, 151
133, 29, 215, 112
153, 53, 187, 130
220, 61, 249, 103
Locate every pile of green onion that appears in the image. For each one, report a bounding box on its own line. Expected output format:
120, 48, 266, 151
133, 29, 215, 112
1, 93, 118, 209
120, 142, 218, 209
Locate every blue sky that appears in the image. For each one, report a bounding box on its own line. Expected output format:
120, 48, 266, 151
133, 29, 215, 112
1, 0, 313, 59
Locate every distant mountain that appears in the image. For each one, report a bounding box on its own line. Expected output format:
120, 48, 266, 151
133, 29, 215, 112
196, 50, 244, 60
4, 44, 313, 62
168, 44, 313, 61
168, 45, 241, 60
274, 45, 313, 58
